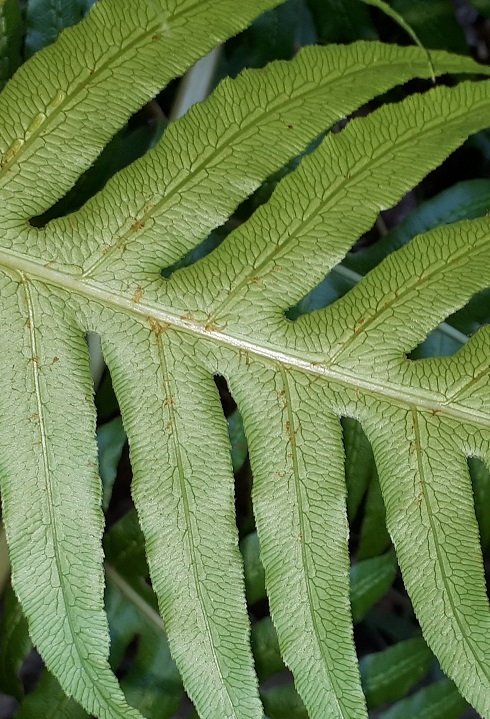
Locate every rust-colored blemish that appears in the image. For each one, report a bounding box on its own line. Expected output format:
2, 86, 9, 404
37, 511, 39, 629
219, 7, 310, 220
30, 355, 40, 365
205, 322, 226, 332
133, 285, 144, 304
147, 316, 168, 336
164, 396, 174, 407
409, 440, 421, 454
1, 144, 21, 166
52, 356, 59, 364
152, 32, 161, 41
354, 317, 365, 334
180, 313, 195, 321
285, 420, 298, 448
130, 219, 146, 233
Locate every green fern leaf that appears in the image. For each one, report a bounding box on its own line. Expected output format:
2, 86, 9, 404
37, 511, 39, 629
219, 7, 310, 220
1, 2, 490, 718
0, 0, 21, 88
360, 637, 433, 708
24, 0, 91, 57
378, 679, 468, 719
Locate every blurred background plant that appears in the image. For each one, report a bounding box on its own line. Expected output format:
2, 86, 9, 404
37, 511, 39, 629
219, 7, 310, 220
0, 0, 489, 717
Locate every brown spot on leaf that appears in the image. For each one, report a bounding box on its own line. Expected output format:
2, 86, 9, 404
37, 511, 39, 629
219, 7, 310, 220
285, 420, 299, 448
133, 285, 144, 304
205, 322, 226, 332
354, 317, 365, 334
147, 316, 168, 336
131, 219, 146, 233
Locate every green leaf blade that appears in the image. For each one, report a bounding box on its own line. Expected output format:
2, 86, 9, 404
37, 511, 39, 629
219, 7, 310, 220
0, 277, 143, 719
102, 324, 262, 719
350, 552, 396, 624
378, 680, 467, 719
364, 409, 490, 717
231, 362, 367, 719
71, 42, 490, 292
360, 637, 433, 709
0, 0, 283, 222
184, 80, 490, 345
1, 20, 490, 718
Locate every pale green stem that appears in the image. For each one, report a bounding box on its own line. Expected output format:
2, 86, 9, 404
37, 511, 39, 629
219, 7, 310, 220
169, 46, 222, 121
88, 331, 105, 390
105, 563, 166, 634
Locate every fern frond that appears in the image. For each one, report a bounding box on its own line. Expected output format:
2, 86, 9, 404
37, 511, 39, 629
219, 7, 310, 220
1, 2, 490, 718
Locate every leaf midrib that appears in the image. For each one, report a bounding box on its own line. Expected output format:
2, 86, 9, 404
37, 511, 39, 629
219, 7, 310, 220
1, 247, 488, 430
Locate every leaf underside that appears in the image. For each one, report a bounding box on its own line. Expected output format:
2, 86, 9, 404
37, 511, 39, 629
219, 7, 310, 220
0, 1, 490, 718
